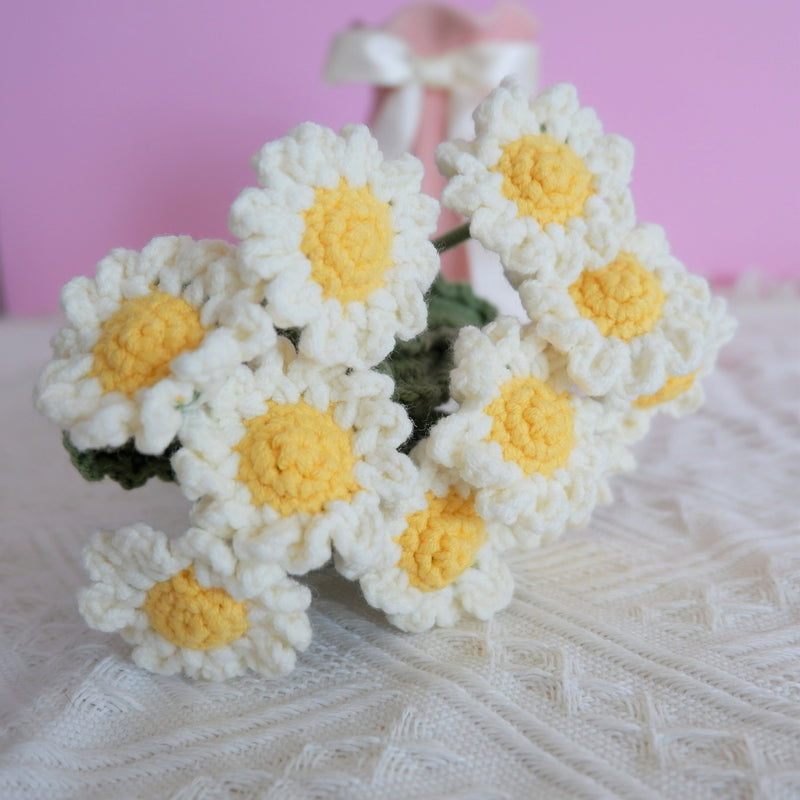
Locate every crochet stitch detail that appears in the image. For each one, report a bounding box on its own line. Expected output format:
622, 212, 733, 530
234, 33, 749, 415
89, 291, 206, 397
491, 134, 595, 225
301, 178, 392, 304
143, 566, 249, 651
396, 490, 487, 592
234, 400, 361, 516
31, 80, 737, 681
634, 371, 697, 409
568, 252, 666, 341
485, 375, 575, 477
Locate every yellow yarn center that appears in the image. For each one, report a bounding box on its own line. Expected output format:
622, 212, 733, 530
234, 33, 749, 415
301, 178, 393, 305
634, 372, 696, 409
492, 134, 595, 225
396, 490, 487, 592
235, 400, 361, 517
569, 252, 666, 341
143, 566, 249, 651
485, 375, 575, 477
89, 291, 206, 397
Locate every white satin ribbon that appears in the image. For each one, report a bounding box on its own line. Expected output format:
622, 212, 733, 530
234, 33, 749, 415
324, 28, 539, 159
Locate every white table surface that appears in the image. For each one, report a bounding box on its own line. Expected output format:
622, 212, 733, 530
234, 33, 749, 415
1, 280, 798, 799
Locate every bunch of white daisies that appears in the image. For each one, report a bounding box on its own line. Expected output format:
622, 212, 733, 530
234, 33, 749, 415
35, 79, 735, 681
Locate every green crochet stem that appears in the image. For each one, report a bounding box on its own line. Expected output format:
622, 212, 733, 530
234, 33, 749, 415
432, 222, 471, 254
62, 274, 498, 487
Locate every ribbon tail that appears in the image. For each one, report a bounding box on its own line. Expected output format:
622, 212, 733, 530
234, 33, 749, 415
370, 83, 424, 160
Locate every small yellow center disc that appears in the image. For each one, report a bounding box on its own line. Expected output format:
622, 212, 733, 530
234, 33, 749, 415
143, 566, 249, 651
301, 178, 393, 305
569, 252, 666, 341
492, 134, 595, 225
485, 375, 575, 477
235, 400, 361, 517
634, 372, 696, 409
90, 291, 206, 397
396, 490, 487, 592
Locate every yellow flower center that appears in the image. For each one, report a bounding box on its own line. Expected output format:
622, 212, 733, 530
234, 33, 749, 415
235, 400, 361, 517
89, 291, 206, 397
485, 375, 575, 477
143, 566, 249, 651
396, 490, 487, 592
300, 178, 393, 305
569, 252, 666, 341
634, 372, 696, 409
492, 134, 595, 225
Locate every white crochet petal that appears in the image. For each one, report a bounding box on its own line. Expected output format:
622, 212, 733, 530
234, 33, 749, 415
79, 524, 311, 681
173, 348, 416, 576
35, 236, 275, 455
230, 122, 441, 368
437, 79, 635, 286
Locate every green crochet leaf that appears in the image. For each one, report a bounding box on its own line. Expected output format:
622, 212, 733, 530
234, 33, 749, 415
376, 326, 457, 452
376, 276, 498, 452
63, 433, 179, 490
425, 274, 498, 330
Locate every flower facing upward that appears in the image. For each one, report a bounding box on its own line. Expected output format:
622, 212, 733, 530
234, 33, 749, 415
79, 524, 312, 681
435, 79, 635, 288
172, 339, 418, 576
34, 236, 275, 454
520, 223, 736, 399
229, 122, 441, 368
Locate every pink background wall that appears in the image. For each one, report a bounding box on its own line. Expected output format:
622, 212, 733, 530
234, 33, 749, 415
1, 0, 798, 315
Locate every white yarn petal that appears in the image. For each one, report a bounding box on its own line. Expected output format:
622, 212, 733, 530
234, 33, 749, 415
79, 524, 311, 681
34, 236, 276, 455
172, 344, 416, 575
436, 79, 635, 287
229, 122, 440, 368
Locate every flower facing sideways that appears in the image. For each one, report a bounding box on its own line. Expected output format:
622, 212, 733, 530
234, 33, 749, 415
520, 223, 736, 399
352, 456, 514, 633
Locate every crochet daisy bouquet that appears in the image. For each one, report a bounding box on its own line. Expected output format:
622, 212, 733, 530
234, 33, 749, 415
35, 80, 734, 681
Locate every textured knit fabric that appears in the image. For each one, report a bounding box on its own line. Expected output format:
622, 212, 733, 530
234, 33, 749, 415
1, 281, 798, 799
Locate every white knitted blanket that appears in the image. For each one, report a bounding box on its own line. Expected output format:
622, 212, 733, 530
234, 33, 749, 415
1, 281, 798, 799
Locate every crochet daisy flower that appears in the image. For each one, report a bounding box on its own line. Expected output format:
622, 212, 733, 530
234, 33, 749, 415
424, 316, 625, 546
352, 455, 514, 633
599, 290, 737, 443
78, 524, 312, 681
520, 223, 732, 398
229, 122, 441, 368
34, 236, 276, 455
172, 339, 417, 575
435, 79, 635, 288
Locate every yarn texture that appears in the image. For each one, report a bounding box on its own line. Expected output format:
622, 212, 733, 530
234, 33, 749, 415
436, 80, 635, 287
32, 79, 735, 681
229, 122, 440, 369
